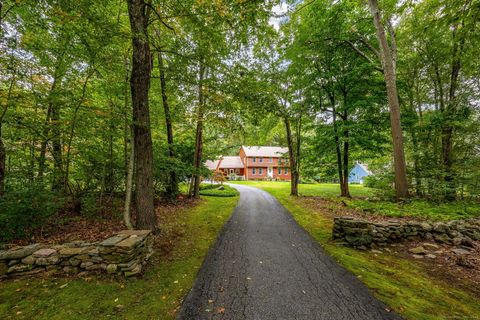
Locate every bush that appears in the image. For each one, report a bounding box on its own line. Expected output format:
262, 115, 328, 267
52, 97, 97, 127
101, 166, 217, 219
364, 174, 395, 199
0, 185, 64, 241
199, 185, 239, 197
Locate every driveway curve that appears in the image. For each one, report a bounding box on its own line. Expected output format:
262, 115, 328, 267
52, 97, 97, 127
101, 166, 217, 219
177, 184, 401, 320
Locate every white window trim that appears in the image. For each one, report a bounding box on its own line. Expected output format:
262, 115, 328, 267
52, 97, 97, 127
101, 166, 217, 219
259, 168, 263, 174
252, 168, 256, 175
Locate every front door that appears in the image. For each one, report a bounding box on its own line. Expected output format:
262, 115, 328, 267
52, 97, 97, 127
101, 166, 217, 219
267, 167, 273, 178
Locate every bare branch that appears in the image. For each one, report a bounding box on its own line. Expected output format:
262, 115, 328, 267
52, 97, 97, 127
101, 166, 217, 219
344, 40, 383, 72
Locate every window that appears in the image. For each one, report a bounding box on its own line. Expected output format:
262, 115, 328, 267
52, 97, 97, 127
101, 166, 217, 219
278, 158, 282, 164
252, 157, 256, 163
269, 157, 273, 163
230, 169, 234, 174
252, 168, 256, 175
259, 168, 263, 174
285, 167, 289, 174
278, 167, 282, 174
259, 157, 263, 163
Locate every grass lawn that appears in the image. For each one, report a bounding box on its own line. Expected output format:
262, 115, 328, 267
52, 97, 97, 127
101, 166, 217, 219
232, 181, 480, 320
0, 195, 238, 320
233, 181, 480, 221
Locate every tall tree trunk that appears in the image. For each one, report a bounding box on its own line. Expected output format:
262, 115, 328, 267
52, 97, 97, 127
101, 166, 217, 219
190, 60, 205, 199
38, 73, 61, 180
158, 50, 178, 201
284, 116, 298, 196
329, 93, 347, 197
105, 100, 115, 193
50, 99, 63, 192
368, 0, 409, 201
442, 24, 464, 201
124, 56, 130, 185
0, 124, 5, 197
342, 124, 351, 198
124, 129, 134, 230
127, 0, 157, 230
0, 70, 15, 196
64, 71, 92, 192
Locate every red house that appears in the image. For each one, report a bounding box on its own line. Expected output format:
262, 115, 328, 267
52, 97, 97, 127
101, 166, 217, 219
205, 146, 291, 181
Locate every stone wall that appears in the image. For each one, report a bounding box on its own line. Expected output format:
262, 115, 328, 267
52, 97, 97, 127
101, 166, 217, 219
0, 230, 154, 278
333, 217, 480, 248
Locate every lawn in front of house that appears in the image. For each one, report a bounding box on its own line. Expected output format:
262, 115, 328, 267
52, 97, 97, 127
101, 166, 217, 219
232, 181, 480, 320
232, 181, 480, 221
0, 195, 238, 320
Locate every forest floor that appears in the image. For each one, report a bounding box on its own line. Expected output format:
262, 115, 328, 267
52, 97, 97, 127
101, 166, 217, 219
0, 195, 239, 319
231, 181, 480, 320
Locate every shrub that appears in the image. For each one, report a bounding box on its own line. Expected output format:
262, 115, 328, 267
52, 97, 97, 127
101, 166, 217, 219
199, 185, 239, 197
0, 184, 64, 241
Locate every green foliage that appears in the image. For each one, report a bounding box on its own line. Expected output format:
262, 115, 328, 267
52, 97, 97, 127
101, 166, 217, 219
0, 184, 64, 241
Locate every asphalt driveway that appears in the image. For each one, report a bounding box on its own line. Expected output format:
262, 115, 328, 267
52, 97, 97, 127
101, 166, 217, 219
177, 184, 401, 320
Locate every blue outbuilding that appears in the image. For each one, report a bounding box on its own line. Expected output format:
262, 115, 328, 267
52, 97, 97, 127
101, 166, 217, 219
348, 162, 372, 184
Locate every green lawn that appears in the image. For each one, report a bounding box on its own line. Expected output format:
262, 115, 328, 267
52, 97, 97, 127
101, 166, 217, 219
232, 181, 480, 221
232, 181, 480, 320
0, 196, 238, 320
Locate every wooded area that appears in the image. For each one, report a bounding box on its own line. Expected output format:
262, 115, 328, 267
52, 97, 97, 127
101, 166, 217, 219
0, 0, 479, 238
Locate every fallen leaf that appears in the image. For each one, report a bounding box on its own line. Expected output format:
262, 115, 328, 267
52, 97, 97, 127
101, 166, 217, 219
59, 284, 68, 289
208, 299, 214, 304
216, 307, 225, 314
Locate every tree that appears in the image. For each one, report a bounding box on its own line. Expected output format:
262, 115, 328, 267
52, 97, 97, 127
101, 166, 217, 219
126, 0, 157, 230
367, 0, 409, 200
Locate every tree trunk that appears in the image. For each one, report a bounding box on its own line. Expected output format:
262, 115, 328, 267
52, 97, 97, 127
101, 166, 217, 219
190, 60, 205, 199
368, 0, 409, 201
50, 98, 63, 192
124, 129, 134, 230
329, 93, 347, 197
105, 101, 115, 193
342, 125, 351, 198
0, 124, 5, 197
158, 50, 178, 201
127, 0, 157, 230
441, 25, 464, 201
64, 71, 92, 192
284, 116, 298, 196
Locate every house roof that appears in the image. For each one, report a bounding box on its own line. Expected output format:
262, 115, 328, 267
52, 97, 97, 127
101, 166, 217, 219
218, 156, 244, 169
205, 159, 219, 170
241, 146, 288, 157
354, 162, 373, 175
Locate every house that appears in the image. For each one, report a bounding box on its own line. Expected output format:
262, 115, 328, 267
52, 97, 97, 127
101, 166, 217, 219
206, 146, 291, 181
348, 162, 372, 184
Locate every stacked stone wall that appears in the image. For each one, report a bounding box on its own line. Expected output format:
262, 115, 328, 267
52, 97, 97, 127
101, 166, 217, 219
0, 230, 153, 278
333, 217, 480, 248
